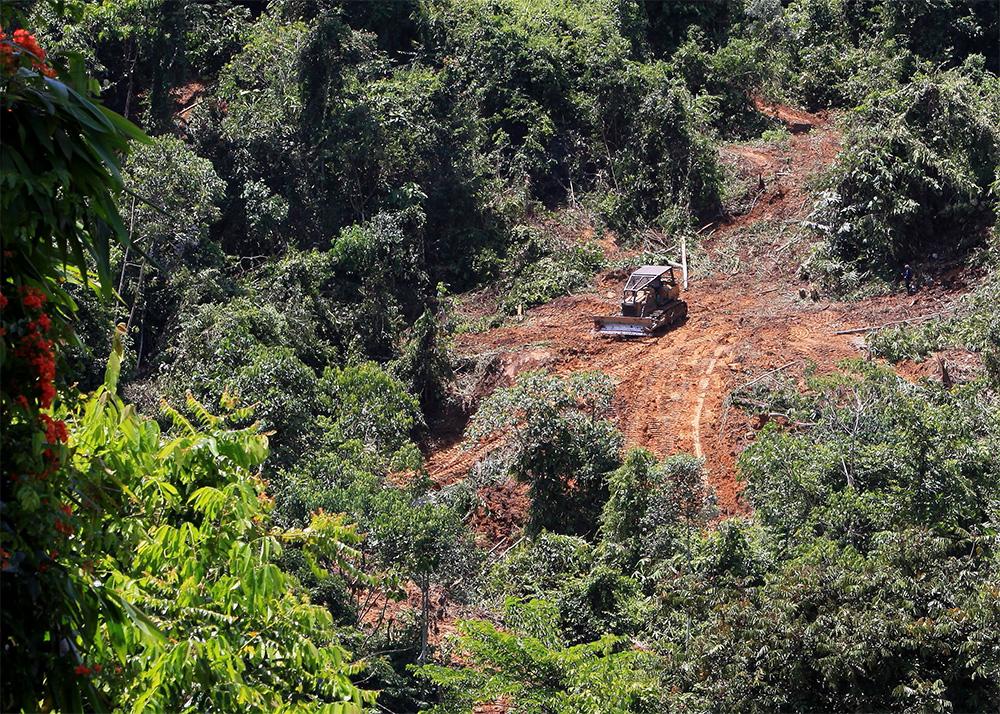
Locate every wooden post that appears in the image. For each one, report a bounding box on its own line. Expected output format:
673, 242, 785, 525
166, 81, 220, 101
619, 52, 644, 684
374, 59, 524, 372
681, 234, 688, 289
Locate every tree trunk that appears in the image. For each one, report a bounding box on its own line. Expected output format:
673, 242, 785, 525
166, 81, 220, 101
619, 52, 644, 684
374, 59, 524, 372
418, 574, 430, 664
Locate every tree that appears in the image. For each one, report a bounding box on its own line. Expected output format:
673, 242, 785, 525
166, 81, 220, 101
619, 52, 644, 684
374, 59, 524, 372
118, 134, 226, 367
0, 11, 375, 709
466, 371, 623, 536
811, 62, 999, 285
370, 494, 477, 663
416, 614, 661, 714
71, 338, 375, 711
599, 449, 716, 573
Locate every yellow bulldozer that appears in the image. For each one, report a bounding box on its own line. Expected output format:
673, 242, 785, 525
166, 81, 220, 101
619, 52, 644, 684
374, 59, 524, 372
592, 264, 687, 337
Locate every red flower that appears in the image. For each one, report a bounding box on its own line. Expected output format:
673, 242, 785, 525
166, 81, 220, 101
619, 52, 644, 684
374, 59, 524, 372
54, 518, 74, 536
39, 381, 56, 408
21, 288, 45, 311
12, 29, 44, 62
92, 664, 102, 674
0, 291, 7, 310
1, 28, 57, 77
73, 665, 91, 676
10, 316, 58, 407
41, 415, 68, 444
59, 503, 72, 516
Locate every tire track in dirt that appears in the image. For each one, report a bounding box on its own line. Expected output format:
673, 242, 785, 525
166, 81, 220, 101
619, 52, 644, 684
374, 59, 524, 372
692, 344, 731, 459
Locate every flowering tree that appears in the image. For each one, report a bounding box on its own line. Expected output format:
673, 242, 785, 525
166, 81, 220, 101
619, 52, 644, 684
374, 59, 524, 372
0, 10, 373, 711
0, 11, 146, 707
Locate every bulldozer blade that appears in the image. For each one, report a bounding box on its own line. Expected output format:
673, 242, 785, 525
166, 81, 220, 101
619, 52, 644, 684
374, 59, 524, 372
592, 315, 656, 336
592, 301, 687, 337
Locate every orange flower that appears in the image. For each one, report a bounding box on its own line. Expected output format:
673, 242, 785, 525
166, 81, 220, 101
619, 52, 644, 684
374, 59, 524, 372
5, 28, 57, 78
12, 29, 44, 62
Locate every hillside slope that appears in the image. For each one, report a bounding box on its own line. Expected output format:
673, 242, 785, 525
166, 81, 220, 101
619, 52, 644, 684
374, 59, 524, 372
428, 104, 967, 529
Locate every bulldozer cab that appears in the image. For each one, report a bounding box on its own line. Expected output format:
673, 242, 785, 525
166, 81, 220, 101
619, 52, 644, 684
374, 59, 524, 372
621, 266, 679, 317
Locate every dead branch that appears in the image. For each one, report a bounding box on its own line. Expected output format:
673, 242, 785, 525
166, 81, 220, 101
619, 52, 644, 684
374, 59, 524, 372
731, 360, 799, 394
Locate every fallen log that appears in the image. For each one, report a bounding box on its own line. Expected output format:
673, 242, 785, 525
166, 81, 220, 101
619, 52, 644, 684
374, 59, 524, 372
832, 311, 947, 336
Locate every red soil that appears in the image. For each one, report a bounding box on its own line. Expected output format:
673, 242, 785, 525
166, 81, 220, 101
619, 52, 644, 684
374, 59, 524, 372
171, 81, 206, 125
753, 95, 824, 133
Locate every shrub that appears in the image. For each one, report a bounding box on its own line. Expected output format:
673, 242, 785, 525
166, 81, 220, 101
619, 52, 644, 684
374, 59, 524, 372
866, 276, 1000, 364
416, 618, 662, 714
739, 361, 999, 547
483, 533, 594, 605
669, 27, 771, 137
810, 61, 999, 282
318, 360, 423, 467
500, 226, 605, 313
557, 564, 642, 645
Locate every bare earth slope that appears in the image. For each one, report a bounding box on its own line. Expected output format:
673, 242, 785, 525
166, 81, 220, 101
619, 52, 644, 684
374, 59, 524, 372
426, 105, 964, 533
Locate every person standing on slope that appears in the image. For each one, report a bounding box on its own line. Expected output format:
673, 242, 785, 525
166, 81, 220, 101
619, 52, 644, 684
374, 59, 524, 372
903, 264, 915, 294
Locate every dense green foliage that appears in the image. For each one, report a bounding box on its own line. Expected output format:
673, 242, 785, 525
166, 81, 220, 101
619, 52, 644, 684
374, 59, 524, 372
419, 616, 660, 714
809, 63, 999, 287
72, 355, 374, 712
1, 12, 151, 708
4, 0, 1000, 711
